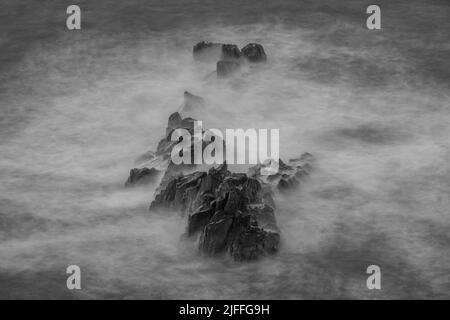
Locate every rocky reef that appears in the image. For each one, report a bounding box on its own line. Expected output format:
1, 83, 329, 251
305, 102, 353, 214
125, 42, 313, 261
193, 41, 268, 77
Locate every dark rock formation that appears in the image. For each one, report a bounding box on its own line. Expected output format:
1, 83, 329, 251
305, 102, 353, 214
221, 44, 241, 61
194, 42, 242, 63
217, 60, 240, 78
131, 103, 313, 261
194, 41, 266, 78
198, 171, 279, 260
241, 43, 267, 63
124, 46, 314, 262
126, 107, 204, 185
125, 167, 160, 187
150, 162, 281, 260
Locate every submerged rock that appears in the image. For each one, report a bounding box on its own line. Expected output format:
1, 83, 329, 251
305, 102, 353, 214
217, 60, 240, 78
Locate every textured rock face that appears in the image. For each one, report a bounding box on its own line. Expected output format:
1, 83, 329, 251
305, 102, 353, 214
125, 168, 160, 187
125, 93, 313, 261
198, 172, 280, 260
241, 43, 267, 63
249, 153, 314, 191
126, 108, 202, 185
150, 162, 282, 260
221, 44, 241, 61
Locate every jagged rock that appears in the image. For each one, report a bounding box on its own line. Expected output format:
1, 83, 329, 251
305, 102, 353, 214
226, 204, 280, 260
249, 153, 314, 191
151, 170, 206, 211
198, 172, 279, 260
148, 143, 313, 261
157, 112, 200, 165
129, 106, 205, 186
217, 60, 240, 78
241, 43, 267, 63
125, 48, 315, 262
182, 91, 205, 112
150, 161, 280, 260
193, 41, 222, 62
221, 44, 241, 61
125, 167, 160, 187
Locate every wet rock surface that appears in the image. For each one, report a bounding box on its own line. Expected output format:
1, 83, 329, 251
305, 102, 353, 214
150, 162, 282, 260
148, 148, 314, 260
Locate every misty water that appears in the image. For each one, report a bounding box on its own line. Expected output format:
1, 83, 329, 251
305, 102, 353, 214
0, 0, 449, 299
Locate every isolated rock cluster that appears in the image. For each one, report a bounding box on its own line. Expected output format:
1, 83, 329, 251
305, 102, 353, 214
193, 41, 267, 77
125, 42, 313, 261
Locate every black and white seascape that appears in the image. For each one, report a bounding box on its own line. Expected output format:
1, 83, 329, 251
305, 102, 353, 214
0, 0, 449, 299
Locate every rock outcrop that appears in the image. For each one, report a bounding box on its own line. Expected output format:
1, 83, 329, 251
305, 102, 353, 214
241, 43, 267, 63
221, 44, 241, 61
148, 138, 314, 261
193, 41, 267, 78
126, 109, 202, 185
125, 43, 314, 261
150, 162, 281, 260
